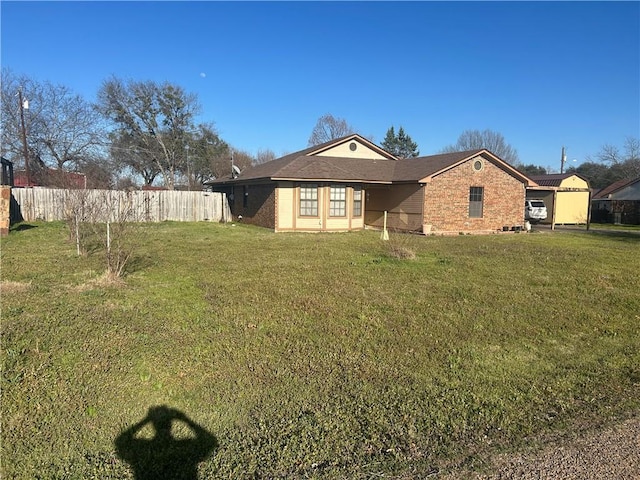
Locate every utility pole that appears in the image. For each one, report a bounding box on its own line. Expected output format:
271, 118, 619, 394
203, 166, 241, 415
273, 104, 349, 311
560, 146, 566, 174
18, 88, 31, 186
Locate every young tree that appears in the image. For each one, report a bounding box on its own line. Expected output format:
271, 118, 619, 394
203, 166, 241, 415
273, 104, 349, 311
442, 129, 520, 165
308, 114, 354, 146
381, 126, 420, 158
97, 77, 201, 190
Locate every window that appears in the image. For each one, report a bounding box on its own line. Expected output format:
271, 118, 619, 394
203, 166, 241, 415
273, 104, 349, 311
469, 186, 484, 218
353, 186, 362, 217
329, 185, 346, 217
299, 184, 318, 216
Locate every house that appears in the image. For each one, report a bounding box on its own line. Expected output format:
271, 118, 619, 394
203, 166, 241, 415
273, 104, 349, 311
1, 157, 14, 186
591, 177, 640, 225
13, 168, 87, 189
206, 134, 536, 234
526, 173, 591, 225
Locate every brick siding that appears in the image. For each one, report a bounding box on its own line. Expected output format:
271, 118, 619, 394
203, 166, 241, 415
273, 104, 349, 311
423, 157, 525, 233
232, 184, 276, 229
0, 186, 10, 236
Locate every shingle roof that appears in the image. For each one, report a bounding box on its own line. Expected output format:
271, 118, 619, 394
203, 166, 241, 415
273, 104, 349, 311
392, 150, 484, 182
529, 173, 574, 187
528, 173, 590, 187
205, 135, 533, 186
592, 177, 640, 199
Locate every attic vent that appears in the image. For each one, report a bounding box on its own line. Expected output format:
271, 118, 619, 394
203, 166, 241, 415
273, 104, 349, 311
472, 158, 484, 172
349, 142, 357, 151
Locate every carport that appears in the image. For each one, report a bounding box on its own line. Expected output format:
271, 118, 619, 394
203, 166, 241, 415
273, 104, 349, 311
527, 174, 591, 229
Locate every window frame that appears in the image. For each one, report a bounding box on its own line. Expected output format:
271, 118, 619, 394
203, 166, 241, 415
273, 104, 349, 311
299, 183, 319, 217
352, 186, 362, 217
469, 186, 484, 218
329, 184, 347, 217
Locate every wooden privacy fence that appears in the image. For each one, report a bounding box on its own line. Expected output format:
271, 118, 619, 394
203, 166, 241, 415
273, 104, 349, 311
11, 188, 230, 223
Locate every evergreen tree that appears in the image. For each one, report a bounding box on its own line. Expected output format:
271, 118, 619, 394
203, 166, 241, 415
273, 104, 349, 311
381, 126, 419, 158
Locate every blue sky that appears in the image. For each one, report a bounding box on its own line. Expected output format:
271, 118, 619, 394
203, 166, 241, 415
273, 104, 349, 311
2, 1, 639, 170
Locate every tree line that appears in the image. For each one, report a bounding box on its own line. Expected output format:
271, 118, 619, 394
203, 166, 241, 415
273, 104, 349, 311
2, 68, 636, 191
1, 69, 260, 190
309, 114, 639, 190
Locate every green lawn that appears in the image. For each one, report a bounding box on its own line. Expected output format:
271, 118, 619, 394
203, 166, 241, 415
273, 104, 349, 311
2, 222, 639, 479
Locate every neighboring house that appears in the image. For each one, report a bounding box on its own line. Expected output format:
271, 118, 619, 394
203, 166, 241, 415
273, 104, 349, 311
1, 157, 14, 186
591, 177, 640, 225
13, 168, 87, 189
206, 134, 536, 234
527, 173, 591, 225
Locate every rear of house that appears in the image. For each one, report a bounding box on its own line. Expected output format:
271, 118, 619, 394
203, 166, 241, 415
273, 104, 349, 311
207, 135, 535, 234
421, 154, 526, 233
592, 177, 640, 224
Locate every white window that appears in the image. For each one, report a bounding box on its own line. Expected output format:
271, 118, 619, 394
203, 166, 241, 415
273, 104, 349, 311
329, 185, 346, 217
299, 184, 318, 216
353, 186, 362, 217
469, 186, 484, 218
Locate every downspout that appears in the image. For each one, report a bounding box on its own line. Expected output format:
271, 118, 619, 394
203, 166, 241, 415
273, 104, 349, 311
551, 189, 558, 231
586, 189, 592, 231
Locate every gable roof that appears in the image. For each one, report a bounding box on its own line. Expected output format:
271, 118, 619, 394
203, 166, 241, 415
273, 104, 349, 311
592, 177, 640, 199
393, 149, 535, 185
205, 135, 536, 186
393, 149, 483, 182
529, 173, 588, 187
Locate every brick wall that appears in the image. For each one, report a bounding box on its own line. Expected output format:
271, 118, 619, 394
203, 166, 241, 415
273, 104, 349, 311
232, 184, 276, 229
423, 157, 525, 233
0, 186, 10, 236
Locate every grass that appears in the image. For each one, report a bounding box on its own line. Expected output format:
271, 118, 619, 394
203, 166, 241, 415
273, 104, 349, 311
1, 221, 639, 479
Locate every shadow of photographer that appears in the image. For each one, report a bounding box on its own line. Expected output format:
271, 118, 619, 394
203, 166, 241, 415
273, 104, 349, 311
115, 405, 217, 480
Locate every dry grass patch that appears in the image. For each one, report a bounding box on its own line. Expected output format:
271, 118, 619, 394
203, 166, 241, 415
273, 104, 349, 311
0, 280, 32, 294
71, 271, 126, 293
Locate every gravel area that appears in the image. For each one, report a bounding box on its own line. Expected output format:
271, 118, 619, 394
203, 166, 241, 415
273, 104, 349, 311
441, 416, 640, 480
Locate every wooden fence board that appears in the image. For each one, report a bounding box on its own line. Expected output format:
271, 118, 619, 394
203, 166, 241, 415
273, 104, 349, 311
11, 188, 230, 223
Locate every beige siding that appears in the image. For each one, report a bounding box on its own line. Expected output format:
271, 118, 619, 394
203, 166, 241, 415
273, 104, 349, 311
559, 175, 589, 189
555, 191, 590, 224
325, 217, 351, 230
276, 182, 295, 231
350, 217, 364, 229
316, 141, 387, 159
276, 183, 364, 232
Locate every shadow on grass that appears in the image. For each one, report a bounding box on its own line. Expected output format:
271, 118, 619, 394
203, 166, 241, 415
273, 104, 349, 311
9, 223, 37, 232
115, 406, 217, 480
586, 229, 640, 242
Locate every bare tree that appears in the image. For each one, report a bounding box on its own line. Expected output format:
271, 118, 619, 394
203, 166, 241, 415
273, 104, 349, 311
255, 148, 276, 165
109, 130, 162, 186
593, 136, 640, 178
441, 129, 520, 165
308, 114, 354, 146
185, 123, 229, 186
97, 77, 201, 189
1, 68, 106, 178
